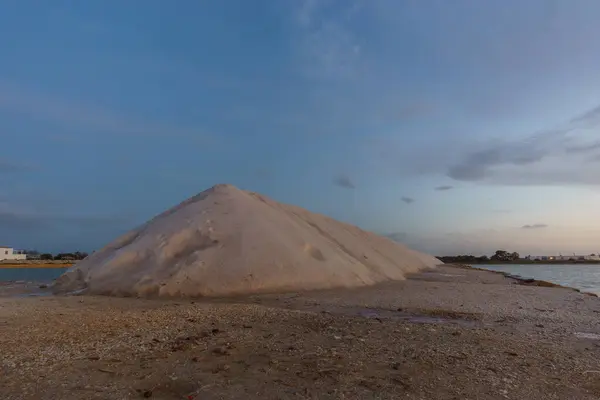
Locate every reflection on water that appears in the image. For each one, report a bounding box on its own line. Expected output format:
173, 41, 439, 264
479, 264, 600, 295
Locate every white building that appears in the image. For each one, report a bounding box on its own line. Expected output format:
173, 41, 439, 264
0, 246, 27, 261
531, 254, 600, 261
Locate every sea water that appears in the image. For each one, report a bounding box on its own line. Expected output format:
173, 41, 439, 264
479, 264, 600, 296
0, 268, 66, 283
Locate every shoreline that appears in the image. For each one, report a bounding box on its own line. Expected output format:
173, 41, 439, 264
0, 262, 73, 269
457, 263, 600, 297
2, 265, 600, 399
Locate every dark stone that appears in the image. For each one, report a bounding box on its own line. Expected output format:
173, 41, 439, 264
212, 346, 230, 356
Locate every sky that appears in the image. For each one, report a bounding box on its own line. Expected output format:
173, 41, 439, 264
2, 0, 600, 256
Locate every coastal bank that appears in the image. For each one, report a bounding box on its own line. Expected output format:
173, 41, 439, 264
0, 260, 73, 269
1, 265, 599, 399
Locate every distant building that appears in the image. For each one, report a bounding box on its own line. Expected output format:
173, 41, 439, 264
532, 254, 600, 261
0, 246, 27, 261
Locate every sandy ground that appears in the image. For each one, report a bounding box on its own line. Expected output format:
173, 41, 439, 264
1, 265, 600, 399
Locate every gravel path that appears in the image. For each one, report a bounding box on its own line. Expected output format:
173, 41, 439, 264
1, 265, 600, 399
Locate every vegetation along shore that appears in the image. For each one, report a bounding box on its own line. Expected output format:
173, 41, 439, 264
439, 250, 600, 265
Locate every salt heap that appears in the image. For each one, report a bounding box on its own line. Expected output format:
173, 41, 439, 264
54, 184, 440, 297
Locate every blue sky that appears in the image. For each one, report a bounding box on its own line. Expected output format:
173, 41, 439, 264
2, 0, 600, 256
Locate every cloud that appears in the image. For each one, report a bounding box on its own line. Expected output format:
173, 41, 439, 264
588, 154, 600, 163
0, 81, 212, 140
434, 185, 453, 191
565, 141, 600, 154
521, 224, 548, 230
332, 174, 355, 189
401, 196, 415, 204
447, 140, 550, 181
446, 104, 600, 186
293, 0, 362, 80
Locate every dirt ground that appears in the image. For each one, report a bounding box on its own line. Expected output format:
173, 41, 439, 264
1, 265, 600, 399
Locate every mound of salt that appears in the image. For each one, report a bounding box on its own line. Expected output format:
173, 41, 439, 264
54, 184, 440, 297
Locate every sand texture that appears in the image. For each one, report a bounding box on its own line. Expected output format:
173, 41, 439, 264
2, 266, 600, 399
53, 184, 440, 297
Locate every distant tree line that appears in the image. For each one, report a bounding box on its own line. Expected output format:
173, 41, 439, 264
438, 250, 520, 264
22, 250, 89, 261
439, 250, 600, 264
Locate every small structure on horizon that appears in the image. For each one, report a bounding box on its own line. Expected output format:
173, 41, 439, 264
0, 246, 27, 261
531, 254, 600, 262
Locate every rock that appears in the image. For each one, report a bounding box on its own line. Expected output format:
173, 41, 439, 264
212, 346, 230, 356
212, 364, 230, 374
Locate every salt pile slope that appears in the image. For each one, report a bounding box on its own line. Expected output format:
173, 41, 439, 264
54, 184, 440, 297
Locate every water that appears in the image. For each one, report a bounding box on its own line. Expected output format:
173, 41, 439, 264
0, 268, 66, 283
479, 264, 600, 295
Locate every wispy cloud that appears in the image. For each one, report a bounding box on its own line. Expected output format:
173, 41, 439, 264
588, 154, 600, 163
0, 81, 212, 141
434, 185, 453, 191
565, 141, 600, 154
446, 104, 600, 186
293, 0, 363, 80
522, 224, 548, 230
332, 174, 355, 189
401, 196, 415, 204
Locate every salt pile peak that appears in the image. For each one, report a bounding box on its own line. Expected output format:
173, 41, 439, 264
54, 184, 440, 297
